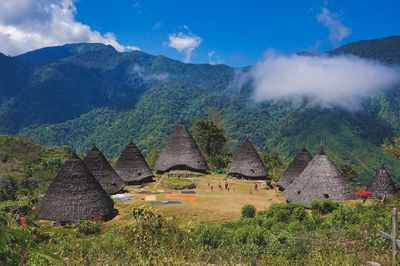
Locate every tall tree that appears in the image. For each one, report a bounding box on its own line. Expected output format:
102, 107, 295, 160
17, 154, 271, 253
338, 162, 360, 187
261, 153, 287, 181
192, 119, 227, 158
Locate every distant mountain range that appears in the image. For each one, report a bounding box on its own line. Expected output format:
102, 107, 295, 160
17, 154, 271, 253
1, 36, 400, 185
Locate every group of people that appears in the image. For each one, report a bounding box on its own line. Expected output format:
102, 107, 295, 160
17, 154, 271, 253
208, 181, 231, 192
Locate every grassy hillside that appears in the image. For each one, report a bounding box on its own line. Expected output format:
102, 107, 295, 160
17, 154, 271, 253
0, 135, 70, 188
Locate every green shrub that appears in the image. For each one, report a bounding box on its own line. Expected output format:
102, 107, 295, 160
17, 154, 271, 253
287, 220, 301, 233
241, 204, 256, 218
78, 220, 101, 235
275, 209, 291, 223
247, 226, 266, 246
265, 203, 307, 224
292, 207, 308, 221
327, 205, 358, 228
192, 224, 227, 249
310, 200, 339, 215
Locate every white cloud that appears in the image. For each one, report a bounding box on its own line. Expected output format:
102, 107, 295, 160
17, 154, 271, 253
248, 50, 400, 110
0, 0, 139, 55
153, 22, 163, 31
126, 46, 141, 51
208, 51, 215, 65
317, 7, 352, 46
132, 64, 169, 81
168, 26, 202, 63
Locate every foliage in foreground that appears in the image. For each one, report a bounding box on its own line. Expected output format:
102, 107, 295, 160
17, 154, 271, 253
2, 199, 399, 265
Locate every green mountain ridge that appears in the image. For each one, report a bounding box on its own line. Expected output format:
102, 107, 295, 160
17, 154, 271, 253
2, 36, 400, 185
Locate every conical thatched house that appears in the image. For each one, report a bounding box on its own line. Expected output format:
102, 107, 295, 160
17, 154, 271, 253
227, 140, 267, 179
155, 122, 209, 173
115, 141, 154, 184
283, 147, 355, 206
83, 145, 125, 194
37, 153, 114, 222
367, 162, 397, 198
277, 146, 312, 191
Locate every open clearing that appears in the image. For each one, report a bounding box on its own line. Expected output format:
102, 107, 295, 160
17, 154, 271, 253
106, 172, 286, 227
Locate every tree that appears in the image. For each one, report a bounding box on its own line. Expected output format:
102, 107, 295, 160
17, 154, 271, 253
261, 153, 287, 181
145, 150, 161, 170
192, 119, 227, 158
338, 162, 360, 186
382, 137, 400, 160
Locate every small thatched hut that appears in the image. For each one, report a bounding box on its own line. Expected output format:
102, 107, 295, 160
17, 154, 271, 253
36, 153, 114, 222
227, 140, 267, 179
283, 147, 355, 206
83, 145, 125, 194
155, 122, 209, 173
277, 146, 312, 191
367, 162, 397, 198
115, 141, 154, 185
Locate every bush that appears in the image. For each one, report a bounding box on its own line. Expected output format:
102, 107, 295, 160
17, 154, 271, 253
207, 153, 231, 171
327, 205, 358, 228
192, 224, 228, 249
241, 204, 256, 218
265, 203, 307, 223
78, 220, 101, 235
310, 200, 339, 215
275, 209, 291, 223
292, 207, 308, 221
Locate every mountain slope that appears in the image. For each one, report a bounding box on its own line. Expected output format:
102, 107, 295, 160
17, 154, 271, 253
3, 36, 400, 185
0, 43, 234, 134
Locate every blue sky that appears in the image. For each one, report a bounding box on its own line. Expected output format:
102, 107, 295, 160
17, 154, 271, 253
74, 0, 400, 66
0, 0, 399, 67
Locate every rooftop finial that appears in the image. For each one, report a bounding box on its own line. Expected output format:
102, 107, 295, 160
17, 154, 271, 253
319, 139, 324, 153
73, 145, 76, 154
180, 114, 183, 124
93, 141, 96, 147
246, 133, 250, 140
303, 140, 305, 149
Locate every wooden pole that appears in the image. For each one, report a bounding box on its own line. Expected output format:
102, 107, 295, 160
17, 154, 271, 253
393, 208, 398, 264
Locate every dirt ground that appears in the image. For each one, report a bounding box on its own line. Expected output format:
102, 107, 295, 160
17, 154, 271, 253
106, 172, 286, 227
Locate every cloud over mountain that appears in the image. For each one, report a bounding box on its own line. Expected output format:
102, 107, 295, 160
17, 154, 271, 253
250, 50, 400, 110
168, 26, 202, 63
0, 0, 137, 55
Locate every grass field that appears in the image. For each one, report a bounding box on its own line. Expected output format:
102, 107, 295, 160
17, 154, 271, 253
107, 171, 286, 227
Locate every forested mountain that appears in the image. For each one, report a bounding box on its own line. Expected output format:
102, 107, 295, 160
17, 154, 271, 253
1, 37, 400, 185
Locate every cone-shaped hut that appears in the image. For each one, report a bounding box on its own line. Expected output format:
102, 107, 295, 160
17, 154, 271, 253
283, 146, 355, 206
367, 162, 397, 198
115, 141, 154, 184
83, 145, 125, 194
37, 153, 114, 222
277, 146, 312, 191
155, 122, 209, 173
227, 140, 267, 179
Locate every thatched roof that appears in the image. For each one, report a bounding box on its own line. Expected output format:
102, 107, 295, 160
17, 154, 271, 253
36, 153, 114, 222
367, 163, 397, 198
283, 148, 355, 206
154, 122, 209, 173
83, 145, 125, 194
115, 141, 154, 184
227, 140, 267, 179
277, 147, 312, 190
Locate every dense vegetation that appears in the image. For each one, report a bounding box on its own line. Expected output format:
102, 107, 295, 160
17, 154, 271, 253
1, 37, 400, 185
1, 135, 399, 265
2, 197, 399, 265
